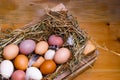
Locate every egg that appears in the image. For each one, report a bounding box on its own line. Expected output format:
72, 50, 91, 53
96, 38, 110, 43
32, 56, 45, 68
54, 48, 71, 64
40, 60, 56, 75
44, 49, 55, 60
25, 67, 42, 80
35, 41, 49, 55
11, 70, 25, 80
48, 34, 64, 47
3, 44, 19, 60
14, 54, 28, 70
0, 60, 14, 79
19, 39, 36, 55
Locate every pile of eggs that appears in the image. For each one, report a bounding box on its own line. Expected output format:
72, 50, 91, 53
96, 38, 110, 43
0, 34, 71, 80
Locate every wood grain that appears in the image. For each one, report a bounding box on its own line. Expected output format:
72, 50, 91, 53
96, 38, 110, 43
0, 0, 120, 80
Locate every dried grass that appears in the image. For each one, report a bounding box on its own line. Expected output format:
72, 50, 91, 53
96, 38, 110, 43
0, 11, 88, 79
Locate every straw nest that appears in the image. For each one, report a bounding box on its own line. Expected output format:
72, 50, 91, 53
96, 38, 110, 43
0, 11, 88, 79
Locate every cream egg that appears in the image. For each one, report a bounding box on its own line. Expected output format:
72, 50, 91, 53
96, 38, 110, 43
35, 41, 49, 55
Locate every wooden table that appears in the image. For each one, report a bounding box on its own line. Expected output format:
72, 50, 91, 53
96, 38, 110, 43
0, 0, 120, 80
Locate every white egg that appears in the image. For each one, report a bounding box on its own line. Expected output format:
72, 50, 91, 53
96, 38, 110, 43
44, 49, 55, 60
0, 60, 14, 79
25, 67, 42, 80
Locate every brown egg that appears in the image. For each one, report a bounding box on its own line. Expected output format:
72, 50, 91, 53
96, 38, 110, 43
40, 60, 56, 75
54, 48, 71, 64
35, 41, 49, 55
3, 44, 19, 60
14, 54, 28, 70
32, 56, 45, 68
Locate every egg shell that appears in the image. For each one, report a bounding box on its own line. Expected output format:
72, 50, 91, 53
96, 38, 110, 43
19, 39, 36, 55
25, 67, 42, 80
44, 49, 56, 60
83, 40, 96, 55
48, 34, 64, 47
0, 60, 14, 79
51, 3, 68, 12
35, 41, 49, 55
14, 54, 28, 70
40, 60, 57, 75
32, 56, 45, 68
3, 44, 19, 60
11, 70, 25, 80
54, 48, 71, 64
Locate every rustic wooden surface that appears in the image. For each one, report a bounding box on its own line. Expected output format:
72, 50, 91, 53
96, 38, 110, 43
0, 0, 120, 80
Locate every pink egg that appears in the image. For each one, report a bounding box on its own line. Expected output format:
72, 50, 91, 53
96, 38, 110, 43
11, 70, 25, 80
48, 34, 64, 47
19, 39, 36, 55
54, 48, 71, 64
